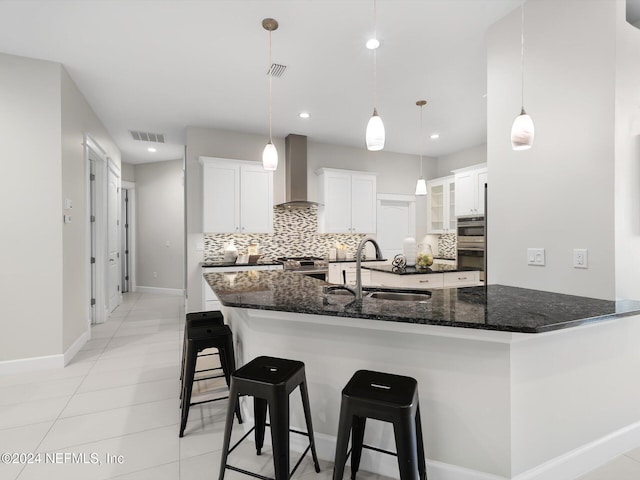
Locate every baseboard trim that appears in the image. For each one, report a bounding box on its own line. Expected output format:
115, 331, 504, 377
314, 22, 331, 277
63, 330, 89, 366
0, 354, 64, 375
135, 286, 184, 296
0, 329, 91, 375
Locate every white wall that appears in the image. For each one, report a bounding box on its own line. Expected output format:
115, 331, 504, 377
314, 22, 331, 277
0, 52, 120, 365
487, 0, 616, 300
135, 159, 184, 290
615, 4, 640, 300
121, 162, 135, 182
0, 54, 63, 361
61, 67, 121, 351
436, 143, 486, 178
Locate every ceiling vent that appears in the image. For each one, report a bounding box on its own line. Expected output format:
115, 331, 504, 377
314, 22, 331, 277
267, 63, 287, 78
130, 131, 166, 143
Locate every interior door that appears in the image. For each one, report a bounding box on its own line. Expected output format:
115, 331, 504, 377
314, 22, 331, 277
376, 197, 415, 260
107, 163, 121, 312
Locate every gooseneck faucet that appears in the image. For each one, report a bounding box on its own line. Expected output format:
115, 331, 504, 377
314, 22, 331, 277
355, 236, 383, 301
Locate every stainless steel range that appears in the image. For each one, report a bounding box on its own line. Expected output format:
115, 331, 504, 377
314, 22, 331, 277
277, 256, 328, 281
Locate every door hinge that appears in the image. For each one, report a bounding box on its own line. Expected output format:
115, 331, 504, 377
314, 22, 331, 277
90, 215, 96, 223
117, 252, 120, 258
91, 298, 96, 306
117, 285, 120, 292
125, 249, 129, 255
90, 173, 95, 181
125, 276, 129, 281
90, 257, 95, 264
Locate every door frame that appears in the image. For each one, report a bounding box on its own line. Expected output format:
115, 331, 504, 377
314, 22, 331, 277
121, 180, 137, 293
376, 193, 416, 258
84, 134, 109, 325
107, 159, 122, 312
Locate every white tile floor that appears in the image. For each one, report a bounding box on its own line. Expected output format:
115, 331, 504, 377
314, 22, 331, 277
0, 291, 638, 480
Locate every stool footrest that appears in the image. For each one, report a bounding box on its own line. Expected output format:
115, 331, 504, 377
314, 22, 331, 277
224, 424, 315, 480
189, 395, 229, 407
362, 444, 397, 457
193, 373, 225, 382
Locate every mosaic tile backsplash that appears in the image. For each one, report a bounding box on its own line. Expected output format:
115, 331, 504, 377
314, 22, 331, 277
204, 206, 367, 262
438, 233, 457, 259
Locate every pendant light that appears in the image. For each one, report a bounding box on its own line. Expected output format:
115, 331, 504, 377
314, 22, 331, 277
511, 0, 534, 150
262, 18, 278, 170
365, 0, 385, 151
415, 100, 427, 196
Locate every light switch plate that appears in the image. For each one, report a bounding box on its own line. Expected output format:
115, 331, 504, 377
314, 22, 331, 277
527, 248, 545, 266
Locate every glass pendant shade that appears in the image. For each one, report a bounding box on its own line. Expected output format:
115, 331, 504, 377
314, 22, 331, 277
511, 108, 535, 150
262, 141, 278, 170
415, 178, 427, 196
366, 109, 385, 151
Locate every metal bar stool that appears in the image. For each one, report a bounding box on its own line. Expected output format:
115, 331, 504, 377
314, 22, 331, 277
332, 370, 427, 480
180, 322, 242, 437
218, 355, 321, 480
180, 310, 225, 397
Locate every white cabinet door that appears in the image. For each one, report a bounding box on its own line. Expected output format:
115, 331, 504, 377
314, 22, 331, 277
427, 176, 455, 233
240, 165, 273, 233
454, 171, 476, 217
351, 174, 376, 233
454, 166, 487, 217
317, 168, 377, 234
201, 157, 273, 233
203, 161, 240, 233
323, 171, 352, 233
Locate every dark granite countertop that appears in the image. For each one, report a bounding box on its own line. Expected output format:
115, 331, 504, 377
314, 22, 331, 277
363, 264, 476, 275
203, 270, 640, 333
201, 261, 282, 268
328, 259, 388, 263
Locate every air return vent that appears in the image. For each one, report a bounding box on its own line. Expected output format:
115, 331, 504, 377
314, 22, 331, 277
130, 131, 166, 143
267, 63, 287, 78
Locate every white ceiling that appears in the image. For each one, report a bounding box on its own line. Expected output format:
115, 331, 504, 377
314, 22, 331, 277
0, 0, 530, 164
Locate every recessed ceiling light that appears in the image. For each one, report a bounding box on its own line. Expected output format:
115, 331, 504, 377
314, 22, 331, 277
366, 38, 380, 50
430, 134, 440, 140
147, 147, 157, 152
299, 112, 310, 119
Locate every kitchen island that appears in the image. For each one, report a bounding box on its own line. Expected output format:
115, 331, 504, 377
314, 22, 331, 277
204, 270, 640, 480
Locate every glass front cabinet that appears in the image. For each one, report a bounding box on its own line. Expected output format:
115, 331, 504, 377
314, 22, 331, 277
426, 176, 456, 234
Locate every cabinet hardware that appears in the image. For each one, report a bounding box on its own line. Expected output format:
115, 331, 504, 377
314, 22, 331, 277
458, 276, 468, 280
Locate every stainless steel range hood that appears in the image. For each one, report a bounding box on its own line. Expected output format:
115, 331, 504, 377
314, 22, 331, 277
276, 134, 321, 208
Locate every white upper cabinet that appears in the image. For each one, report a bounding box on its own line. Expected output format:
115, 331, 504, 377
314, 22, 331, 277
453, 164, 488, 217
317, 168, 377, 234
201, 157, 273, 233
426, 175, 456, 234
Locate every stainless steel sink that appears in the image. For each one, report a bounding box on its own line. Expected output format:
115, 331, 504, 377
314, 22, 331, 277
323, 285, 431, 302
367, 291, 430, 302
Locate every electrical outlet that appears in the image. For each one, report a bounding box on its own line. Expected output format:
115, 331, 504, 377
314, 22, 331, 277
527, 248, 545, 266
195, 242, 204, 251
573, 249, 588, 269
153, 271, 157, 278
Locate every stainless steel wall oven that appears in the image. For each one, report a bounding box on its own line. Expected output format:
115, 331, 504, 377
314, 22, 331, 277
457, 216, 485, 281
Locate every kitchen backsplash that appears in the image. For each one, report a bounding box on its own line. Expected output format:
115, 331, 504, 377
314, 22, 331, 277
438, 233, 457, 259
204, 206, 367, 262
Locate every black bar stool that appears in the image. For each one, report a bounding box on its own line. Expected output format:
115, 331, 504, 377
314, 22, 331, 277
180, 311, 225, 394
332, 370, 427, 480
180, 322, 242, 437
218, 355, 321, 480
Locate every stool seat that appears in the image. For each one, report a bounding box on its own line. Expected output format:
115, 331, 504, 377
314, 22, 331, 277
333, 370, 427, 480
234, 356, 305, 386
219, 356, 321, 480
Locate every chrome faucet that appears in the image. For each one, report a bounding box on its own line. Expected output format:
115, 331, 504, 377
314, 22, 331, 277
355, 236, 383, 301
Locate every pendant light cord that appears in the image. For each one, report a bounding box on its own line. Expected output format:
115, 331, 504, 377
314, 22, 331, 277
419, 104, 424, 177
520, 0, 525, 110
373, 0, 378, 109
268, 29, 273, 142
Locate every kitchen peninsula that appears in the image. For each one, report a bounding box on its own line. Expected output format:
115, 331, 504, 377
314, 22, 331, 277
204, 270, 640, 480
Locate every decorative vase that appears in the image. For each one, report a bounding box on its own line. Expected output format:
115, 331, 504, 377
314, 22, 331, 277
403, 237, 417, 266
416, 243, 434, 269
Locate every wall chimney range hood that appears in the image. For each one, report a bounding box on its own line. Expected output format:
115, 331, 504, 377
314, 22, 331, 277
276, 134, 321, 208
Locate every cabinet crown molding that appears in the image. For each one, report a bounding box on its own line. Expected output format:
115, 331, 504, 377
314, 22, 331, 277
450, 163, 487, 174
315, 167, 378, 176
